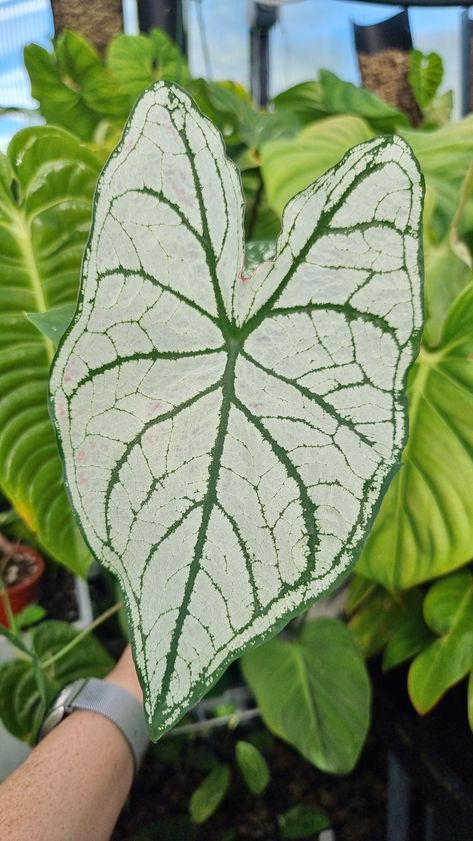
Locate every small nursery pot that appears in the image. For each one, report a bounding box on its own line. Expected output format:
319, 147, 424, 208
0, 545, 45, 627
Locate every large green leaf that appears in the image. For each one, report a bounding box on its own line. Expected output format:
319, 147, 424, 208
408, 571, 473, 712
50, 83, 422, 738
0, 126, 99, 575
242, 618, 371, 773
273, 72, 408, 134
262, 109, 473, 243
319, 69, 409, 132
261, 114, 374, 216
403, 115, 473, 239
358, 283, 473, 589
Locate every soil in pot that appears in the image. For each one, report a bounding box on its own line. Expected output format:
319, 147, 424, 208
0, 543, 45, 625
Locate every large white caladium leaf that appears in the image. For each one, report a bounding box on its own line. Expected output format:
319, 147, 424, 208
49, 83, 423, 738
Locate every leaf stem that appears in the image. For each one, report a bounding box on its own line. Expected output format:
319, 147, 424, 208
164, 708, 260, 738
41, 601, 123, 669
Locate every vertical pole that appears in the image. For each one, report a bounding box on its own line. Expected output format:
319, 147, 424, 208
249, 2, 279, 108
386, 752, 411, 841
461, 8, 471, 116
137, 0, 186, 54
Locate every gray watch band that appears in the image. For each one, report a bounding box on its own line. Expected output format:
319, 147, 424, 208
39, 678, 149, 775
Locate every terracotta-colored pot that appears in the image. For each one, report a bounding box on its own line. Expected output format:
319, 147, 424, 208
0, 546, 45, 627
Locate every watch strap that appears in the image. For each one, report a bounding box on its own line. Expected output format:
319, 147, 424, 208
41, 678, 149, 775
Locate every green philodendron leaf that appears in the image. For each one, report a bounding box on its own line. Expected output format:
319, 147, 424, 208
242, 618, 371, 774
25, 303, 76, 348
319, 69, 409, 132
261, 114, 374, 216
49, 83, 422, 738
262, 109, 473, 242
0, 126, 100, 576
0, 620, 113, 743
403, 115, 473, 240
358, 283, 473, 590
235, 740, 270, 795
189, 764, 230, 824
107, 29, 190, 105
408, 50, 443, 110
408, 571, 473, 713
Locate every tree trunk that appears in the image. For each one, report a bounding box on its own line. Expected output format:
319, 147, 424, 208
51, 0, 124, 55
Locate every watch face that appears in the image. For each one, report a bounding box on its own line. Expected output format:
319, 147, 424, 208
39, 679, 86, 741
41, 704, 66, 738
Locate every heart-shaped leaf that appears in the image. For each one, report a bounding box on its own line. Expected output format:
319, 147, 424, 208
408, 570, 473, 713
242, 618, 371, 773
50, 83, 423, 737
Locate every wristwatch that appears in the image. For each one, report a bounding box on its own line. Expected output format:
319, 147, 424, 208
39, 677, 149, 775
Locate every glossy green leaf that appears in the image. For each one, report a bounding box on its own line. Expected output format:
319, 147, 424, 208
319, 69, 409, 132
242, 618, 371, 773
189, 764, 230, 824
358, 283, 473, 589
408, 571, 473, 712
274, 72, 407, 134
408, 50, 443, 110
235, 740, 270, 795
0, 126, 100, 575
26, 304, 76, 347
50, 83, 422, 737
279, 804, 330, 839
261, 114, 374, 216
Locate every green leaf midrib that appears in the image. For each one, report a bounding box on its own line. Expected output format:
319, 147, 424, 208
157, 341, 239, 698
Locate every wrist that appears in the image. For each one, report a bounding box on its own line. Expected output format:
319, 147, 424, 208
105, 646, 143, 703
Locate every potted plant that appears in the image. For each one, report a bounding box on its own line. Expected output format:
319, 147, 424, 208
0, 531, 45, 628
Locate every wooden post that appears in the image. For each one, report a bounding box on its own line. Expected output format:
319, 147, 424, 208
354, 10, 421, 127
50, 0, 124, 54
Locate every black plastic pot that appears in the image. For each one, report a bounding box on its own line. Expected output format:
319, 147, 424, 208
370, 662, 473, 841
